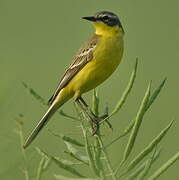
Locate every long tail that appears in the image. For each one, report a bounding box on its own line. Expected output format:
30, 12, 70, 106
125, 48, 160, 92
23, 103, 62, 149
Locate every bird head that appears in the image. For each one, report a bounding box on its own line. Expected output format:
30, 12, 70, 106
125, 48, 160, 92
82, 11, 124, 35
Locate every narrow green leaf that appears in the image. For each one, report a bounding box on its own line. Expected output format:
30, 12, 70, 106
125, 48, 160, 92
52, 156, 86, 177
97, 136, 118, 180
64, 151, 89, 165
48, 130, 84, 147
110, 59, 138, 117
91, 89, 99, 116
105, 120, 135, 149
93, 137, 106, 179
36, 147, 51, 171
137, 147, 157, 180
36, 147, 47, 156
106, 78, 166, 149
15, 115, 30, 180
73, 103, 84, 120
58, 157, 86, 166
54, 174, 99, 180
62, 136, 88, 164
22, 82, 80, 121
94, 137, 102, 167
36, 156, 46, 180
37, 148, 83, 166
42, 158, 51, 170
125, 165, 145, 180
22, 82, 47, 105
126, 120, 173, 173
125, 149, 161, 180
122, 82, 151, 163
64, 142, 89, 164
40, 150, 85, 177
61, 134, 84, 147
82, 126, 99, 176
99, 59, 138, 126
145, 78, 167, 111
147, 151, 179, 180
59, 110, 80, 121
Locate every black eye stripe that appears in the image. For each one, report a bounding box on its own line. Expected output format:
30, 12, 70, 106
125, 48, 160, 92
96, 14, 115, 22
95, 15, 110, 21
94, 11, 122, 27
102, 15, 109, 20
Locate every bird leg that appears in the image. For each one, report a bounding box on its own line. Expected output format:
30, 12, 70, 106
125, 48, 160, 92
78, 97, 112, 133
80, 97, 113, 131
75, 98, 99, 135
78, 97, 88, 108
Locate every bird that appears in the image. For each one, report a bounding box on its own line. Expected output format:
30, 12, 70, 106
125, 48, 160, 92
23, 11, 124, 148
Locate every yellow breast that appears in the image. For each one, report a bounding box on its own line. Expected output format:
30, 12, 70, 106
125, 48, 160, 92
63, 25, 124, 99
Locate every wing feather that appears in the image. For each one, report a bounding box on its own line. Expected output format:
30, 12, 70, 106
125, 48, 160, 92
48, 34, 100, 105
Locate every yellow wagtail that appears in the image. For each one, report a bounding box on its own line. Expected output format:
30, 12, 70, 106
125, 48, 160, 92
24, 11, 124, 148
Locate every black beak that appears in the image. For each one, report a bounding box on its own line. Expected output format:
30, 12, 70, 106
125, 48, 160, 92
82, 16, 96, 22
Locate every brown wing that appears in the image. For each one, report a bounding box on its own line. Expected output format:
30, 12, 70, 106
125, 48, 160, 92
48, 34, 100, 105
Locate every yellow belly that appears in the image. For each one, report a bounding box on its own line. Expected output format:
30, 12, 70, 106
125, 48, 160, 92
61, 34, 124, 100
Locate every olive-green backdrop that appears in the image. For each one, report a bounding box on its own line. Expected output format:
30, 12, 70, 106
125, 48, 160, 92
0, 0, 178, 179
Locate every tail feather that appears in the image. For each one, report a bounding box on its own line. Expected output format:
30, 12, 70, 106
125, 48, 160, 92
23, 103, 61, 149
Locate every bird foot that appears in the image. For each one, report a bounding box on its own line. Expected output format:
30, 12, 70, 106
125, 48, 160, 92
90, 113, 113, 135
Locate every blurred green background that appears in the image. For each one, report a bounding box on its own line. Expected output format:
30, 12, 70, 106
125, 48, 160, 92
0, 0, 178, 179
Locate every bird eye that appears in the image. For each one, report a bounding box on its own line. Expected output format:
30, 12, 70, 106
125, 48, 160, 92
102, 15, 109, 21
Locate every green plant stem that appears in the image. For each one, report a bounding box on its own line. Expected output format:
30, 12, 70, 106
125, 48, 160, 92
97, 136, 117, 180
59, 110, 80, 121
147, 151, 179, 180
105, 120, 134, 149
22, 169, 29, 180
110, 59, 138, 117
16, 122, 30, 180
81, 125, 99, 176
36, 156, 46, 180
121, 82, 151, 163
91, 89, 99, 116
